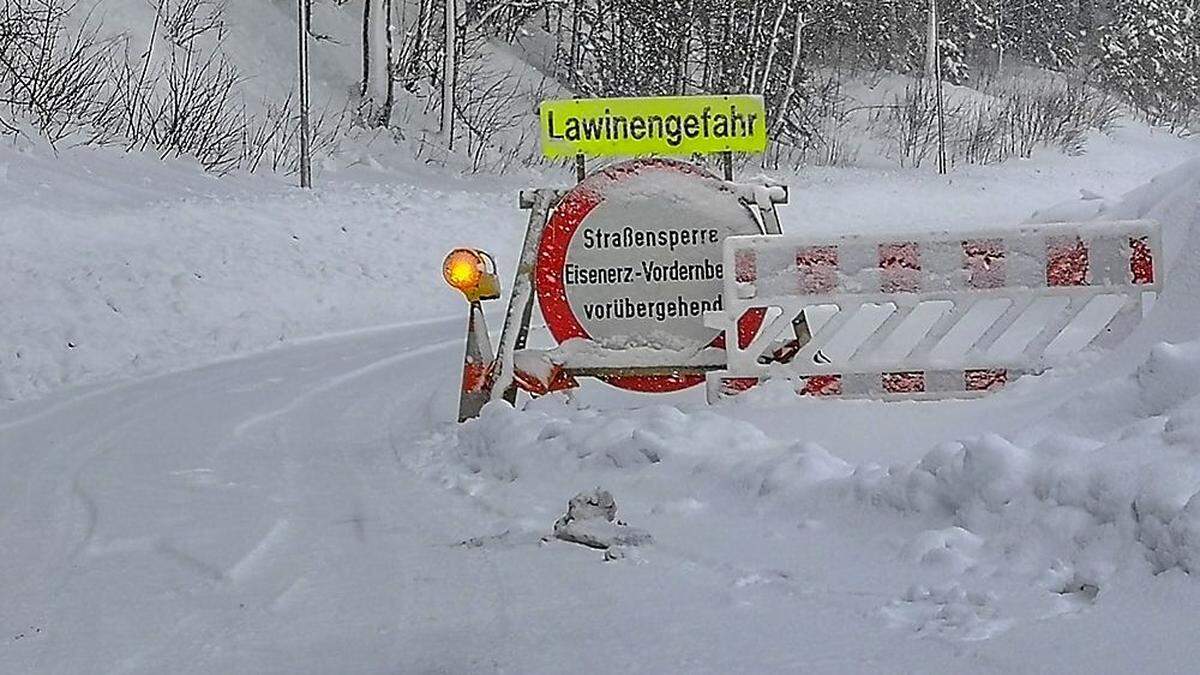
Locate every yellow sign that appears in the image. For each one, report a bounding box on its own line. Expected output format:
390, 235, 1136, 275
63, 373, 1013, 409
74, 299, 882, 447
539, 95, 768, 159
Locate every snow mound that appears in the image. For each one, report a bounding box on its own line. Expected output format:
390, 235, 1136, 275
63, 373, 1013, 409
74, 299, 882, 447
1110, 157, 1200, 350
413, 398, 777, 485
421, 342, 1200, 642
1137, 340, 1200, 415
852, 378, 1200, 582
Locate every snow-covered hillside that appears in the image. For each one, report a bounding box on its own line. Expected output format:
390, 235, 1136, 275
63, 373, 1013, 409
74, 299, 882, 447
0, 134, 533, 400
76, 0, 363, 111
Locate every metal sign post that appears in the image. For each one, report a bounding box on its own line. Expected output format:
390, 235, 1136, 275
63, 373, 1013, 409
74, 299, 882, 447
297, 0, 312, 189
930, 0, 947, 175
442, 0, 457, 149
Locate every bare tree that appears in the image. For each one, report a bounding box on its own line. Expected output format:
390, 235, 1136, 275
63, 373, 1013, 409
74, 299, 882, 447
361, 0, 394, 126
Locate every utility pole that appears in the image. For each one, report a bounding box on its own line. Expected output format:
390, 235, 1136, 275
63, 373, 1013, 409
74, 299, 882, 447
930, 0, 947, 175
442, 0, 457, 149
298, 0, 312, 188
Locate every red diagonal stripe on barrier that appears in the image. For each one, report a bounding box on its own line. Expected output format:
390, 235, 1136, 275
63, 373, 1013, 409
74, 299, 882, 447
462, 360, 492, 393
514, 365, 578, 396
797, 245, 839, 294
965, 369, 1007, 392
720, 377, 761, 395
1130, 236, 1154, 285
963, 238, 1006, 289
735, 249, 757, 284
882, 371, 925, 394
1047, 236, 1088, 286
800, 374, 842, 396
880, 242, 921, 293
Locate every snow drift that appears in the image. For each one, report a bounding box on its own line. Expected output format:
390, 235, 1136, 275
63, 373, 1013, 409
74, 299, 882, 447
0, 138, 526, 400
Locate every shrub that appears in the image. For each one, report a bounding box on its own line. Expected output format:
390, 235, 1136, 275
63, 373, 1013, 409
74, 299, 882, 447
0, 0, 346, 175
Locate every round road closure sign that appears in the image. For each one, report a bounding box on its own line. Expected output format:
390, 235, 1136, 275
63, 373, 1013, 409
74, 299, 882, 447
535, 158, 762, 392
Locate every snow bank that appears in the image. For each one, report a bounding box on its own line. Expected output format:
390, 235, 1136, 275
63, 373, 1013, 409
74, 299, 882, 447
429, 329, 1200, 573
418, 331, 1200, 638
1111, 158, 1200, 349
0, 137, 526, 400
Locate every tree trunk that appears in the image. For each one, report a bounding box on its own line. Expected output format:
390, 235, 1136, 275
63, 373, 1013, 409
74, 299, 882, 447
382, 0, 394, 122
361, 0, 371, 99
994, 0, 1004, 74
1078, 0, 1097, 56
758, 0, 789, 95
362, 0, 393, 127
570, 0, 582, 87
770, 9, 805, 136
925, 0, 938, 77
676, 0, 695, 94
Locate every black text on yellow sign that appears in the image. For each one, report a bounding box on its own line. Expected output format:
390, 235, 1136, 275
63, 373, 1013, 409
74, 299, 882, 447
539, 95, 768, 159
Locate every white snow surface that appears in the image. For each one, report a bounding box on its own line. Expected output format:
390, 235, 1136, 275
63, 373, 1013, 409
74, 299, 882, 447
0, 134, 529, 400
4, 125, 1200, 673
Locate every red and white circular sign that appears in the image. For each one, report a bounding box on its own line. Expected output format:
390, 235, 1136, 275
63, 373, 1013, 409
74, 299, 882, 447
535, 158, 762, 392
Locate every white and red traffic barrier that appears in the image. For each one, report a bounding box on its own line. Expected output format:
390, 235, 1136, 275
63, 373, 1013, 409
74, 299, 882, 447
707, 220, 1162, 400
711, 368, 1019, 400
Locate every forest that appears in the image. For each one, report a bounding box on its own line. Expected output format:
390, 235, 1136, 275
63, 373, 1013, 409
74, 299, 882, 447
2, 0, 1197, 173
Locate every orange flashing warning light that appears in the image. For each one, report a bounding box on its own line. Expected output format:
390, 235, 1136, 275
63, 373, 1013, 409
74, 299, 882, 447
443, 248, 501, 302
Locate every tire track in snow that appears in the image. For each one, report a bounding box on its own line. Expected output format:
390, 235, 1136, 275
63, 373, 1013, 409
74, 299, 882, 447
182, 330, 461, 596
231, 337, 461, 438
0, 315, 463, 435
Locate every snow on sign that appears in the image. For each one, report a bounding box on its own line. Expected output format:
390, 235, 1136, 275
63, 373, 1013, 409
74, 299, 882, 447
539, 95, 768, 158
535, 159, 763, 391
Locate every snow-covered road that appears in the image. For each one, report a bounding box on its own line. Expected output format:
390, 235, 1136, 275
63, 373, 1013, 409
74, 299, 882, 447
7, 311, 1200, 674
1, 316, 925, 674
0, 317, 477, 672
